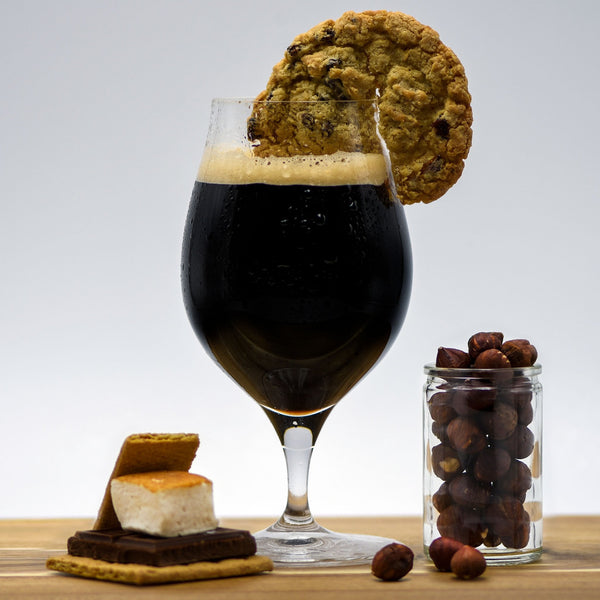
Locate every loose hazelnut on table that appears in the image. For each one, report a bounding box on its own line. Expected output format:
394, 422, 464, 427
371, 543, 414, 581
450, 545, 487, 579
429, 536, 464, 571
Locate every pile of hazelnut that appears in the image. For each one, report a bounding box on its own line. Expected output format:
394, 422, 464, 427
429, 536, 486, 579
428, 332, 538, 550
372, 538, 487, 582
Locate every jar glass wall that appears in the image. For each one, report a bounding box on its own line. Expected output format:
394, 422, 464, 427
423, 364, 542, 565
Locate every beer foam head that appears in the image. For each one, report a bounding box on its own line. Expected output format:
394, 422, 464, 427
197, 146, 388, 186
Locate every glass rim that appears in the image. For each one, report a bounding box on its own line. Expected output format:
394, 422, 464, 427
424, 363, 542, 377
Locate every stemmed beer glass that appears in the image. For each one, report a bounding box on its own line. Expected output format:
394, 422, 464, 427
181, 98, 412, 566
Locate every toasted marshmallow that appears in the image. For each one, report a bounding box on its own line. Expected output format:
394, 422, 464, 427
110, 471, 218, 537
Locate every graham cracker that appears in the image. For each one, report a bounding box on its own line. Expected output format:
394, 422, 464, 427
93, 433, 200, 530
46, 554, 273, 585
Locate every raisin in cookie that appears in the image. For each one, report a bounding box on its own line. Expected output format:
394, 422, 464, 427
251, 10, 472, 204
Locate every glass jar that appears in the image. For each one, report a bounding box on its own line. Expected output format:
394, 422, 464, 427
423, 364, 542, 565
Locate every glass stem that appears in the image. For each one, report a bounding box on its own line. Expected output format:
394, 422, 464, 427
261, 406, 334, 532
279, 425, 315, 528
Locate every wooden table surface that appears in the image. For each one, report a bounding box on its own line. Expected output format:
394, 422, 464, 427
1, 516, 598, 599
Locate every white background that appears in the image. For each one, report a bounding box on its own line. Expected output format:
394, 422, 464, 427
1, 0, 599, 521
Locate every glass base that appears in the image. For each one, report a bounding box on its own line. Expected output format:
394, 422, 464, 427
254, 520, 399, 567
479, 547, 543, 565
424, 544, 543, 566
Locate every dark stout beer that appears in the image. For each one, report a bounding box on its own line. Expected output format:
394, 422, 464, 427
181, 152, 411, 416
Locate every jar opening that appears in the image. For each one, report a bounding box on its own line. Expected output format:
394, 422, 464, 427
424, 363, 542, 378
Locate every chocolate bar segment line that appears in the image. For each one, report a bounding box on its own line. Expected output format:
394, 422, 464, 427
68, 528, 257, 567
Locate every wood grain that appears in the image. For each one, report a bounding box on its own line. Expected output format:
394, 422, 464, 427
1, 516, 598, 599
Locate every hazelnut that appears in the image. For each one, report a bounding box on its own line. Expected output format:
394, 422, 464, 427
452, 379, 496, 415
436, 347, 471, 368
501, 380, 533, 406
482, 529, 502, 547
507, 521, 531, 549
371, 543, 414, 581
429, 536, 464, 571
496, 425, 535, 459
428, 391, 457, 424
501, 339, 537, 367
450, 545, 487, 579
517, 399, 534, 426
496, 460, 532, 497
431, 444, 463, 481
498, 385, 534, 425
473, 447, 512, 483
478, 402, 518, 440
485, 496, 531, 549
473, 349, 511, 369
468, 332, 504, 361
432, 482, 453, 513
432, 421, 450, 444
447, 417, 487, 454
437, 505, 484, 547
448, 473, 492, 509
